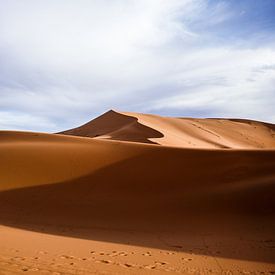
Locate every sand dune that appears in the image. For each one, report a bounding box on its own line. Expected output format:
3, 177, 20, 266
1, 111, 275, 274
60, 110, 275, 149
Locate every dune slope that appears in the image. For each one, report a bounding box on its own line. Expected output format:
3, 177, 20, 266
1, 112, 275, 273
59, 110, 275, 149
1, 132, 275, 248
59, 110, 164, 144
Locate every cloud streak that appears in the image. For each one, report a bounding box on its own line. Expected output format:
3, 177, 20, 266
0, 0, 275, 131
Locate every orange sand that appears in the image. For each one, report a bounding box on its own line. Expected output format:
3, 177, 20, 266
0, 110, 275, 274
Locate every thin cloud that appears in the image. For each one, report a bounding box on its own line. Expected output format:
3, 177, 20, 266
0, 0, 275, 131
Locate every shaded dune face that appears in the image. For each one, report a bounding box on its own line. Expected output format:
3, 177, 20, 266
59, 110, 164, 144
59, 110, 275, 149
0, 132, 275, 216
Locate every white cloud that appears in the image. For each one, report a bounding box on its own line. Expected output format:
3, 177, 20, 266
0, 111, 58, 132
0, 0, 275, 131
151, 47, 275, 121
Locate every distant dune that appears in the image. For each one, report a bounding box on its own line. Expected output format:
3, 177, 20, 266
0, 111, 275, 274
59, 110, 275, 149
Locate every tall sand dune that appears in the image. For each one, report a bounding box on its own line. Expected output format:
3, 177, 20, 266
59, 110, 275, 149
1, 111, 275, 274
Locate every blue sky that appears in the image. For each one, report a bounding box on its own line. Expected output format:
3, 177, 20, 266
0, 0, 275, 132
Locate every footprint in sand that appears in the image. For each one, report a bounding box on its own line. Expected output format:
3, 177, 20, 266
109, 251, 118, 257
144, 264, 157, 270
99, 252, 105, 256
121, 263, 133, 268
142, 252, 152, 257
182, 257, 192, 261
60, 255, 74, 259
109, 251, 128, 257
166, 251, 175, 255
96, 259, 111, 264
118, 251, 128, 256
155, 261, 167, 266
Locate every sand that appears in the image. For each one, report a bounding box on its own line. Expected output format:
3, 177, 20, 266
60, 110, 275, 149
0, 110, 275, 274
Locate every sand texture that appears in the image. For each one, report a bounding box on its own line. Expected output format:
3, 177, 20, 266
60, 110, 275, 149
0, 110, 275, 274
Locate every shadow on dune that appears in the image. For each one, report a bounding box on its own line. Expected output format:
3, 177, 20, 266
59, 110, 164, 144
1, 149, 275, 263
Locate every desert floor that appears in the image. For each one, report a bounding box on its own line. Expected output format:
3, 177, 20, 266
0, 110, 275, 274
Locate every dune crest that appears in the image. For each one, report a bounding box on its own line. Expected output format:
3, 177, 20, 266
59, 110, 275, 149
59, 110, 163, 144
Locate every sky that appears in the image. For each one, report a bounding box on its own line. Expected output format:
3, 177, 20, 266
1, 0, 275, 132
